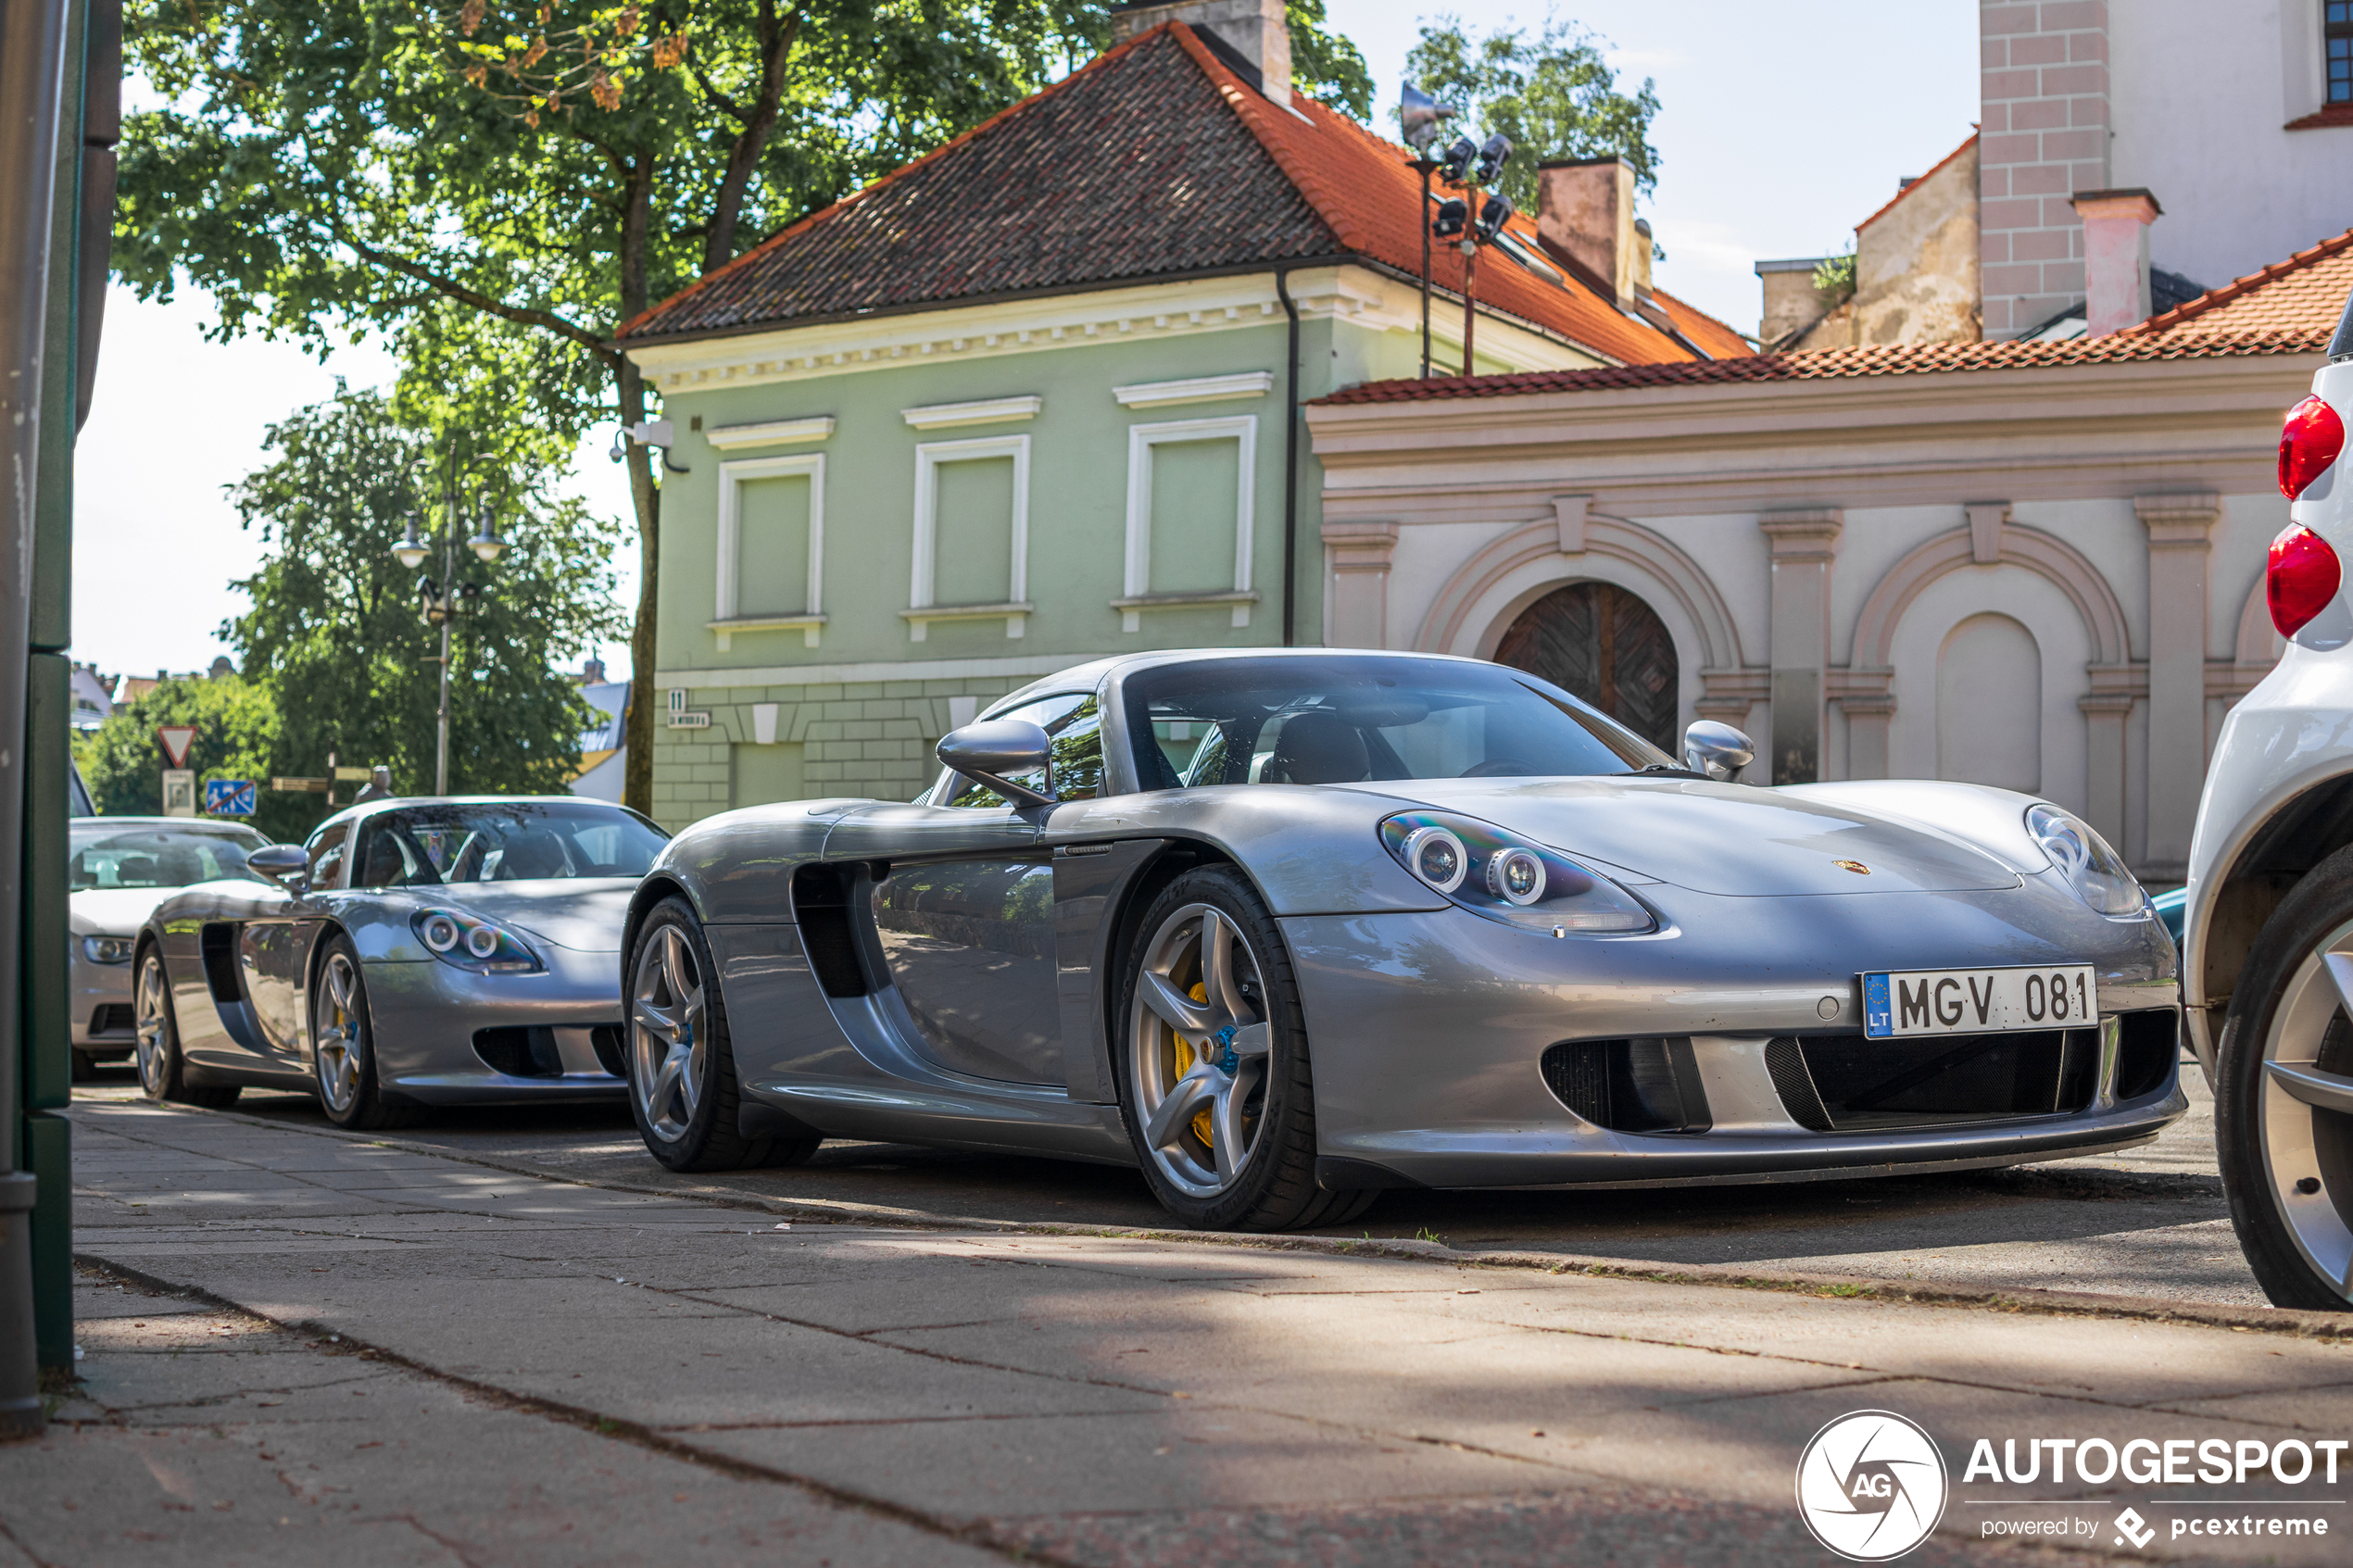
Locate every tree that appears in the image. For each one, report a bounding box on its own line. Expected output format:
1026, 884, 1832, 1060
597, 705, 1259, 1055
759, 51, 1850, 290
115, 2, 1375, 817
224, 386, 623, 820
1287, 0, 1371, 120
1403, 14, 1661, 218
78, 675, 305, 839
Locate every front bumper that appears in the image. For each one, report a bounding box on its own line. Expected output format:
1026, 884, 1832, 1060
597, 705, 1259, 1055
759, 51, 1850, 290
69, 945, 135, 1053
1283, 883, 2183, 1190
363, 943, 626, 1105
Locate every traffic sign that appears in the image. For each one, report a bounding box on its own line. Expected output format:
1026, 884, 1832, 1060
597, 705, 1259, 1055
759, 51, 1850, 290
160, 770, 196, 818
155, 724, 199, 768
204, 778, 256, 816
270, 777, 333, 793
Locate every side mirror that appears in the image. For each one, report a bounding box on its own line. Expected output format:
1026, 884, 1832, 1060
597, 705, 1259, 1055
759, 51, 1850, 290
248, 845, 311, 888
1683, 721, 1755, 783
937, 720, 1055, 808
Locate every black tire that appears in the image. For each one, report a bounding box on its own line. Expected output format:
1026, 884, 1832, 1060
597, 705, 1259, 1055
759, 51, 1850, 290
2215, 842, 2353, 1310
134, 947, 240, 1110
309, 935, 421, 1131
627, 897, 818, 1172
1114, 865, 1373, 1232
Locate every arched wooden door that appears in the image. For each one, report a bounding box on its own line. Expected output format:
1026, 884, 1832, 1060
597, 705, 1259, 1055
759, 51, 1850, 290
1492, 582, 1680, 750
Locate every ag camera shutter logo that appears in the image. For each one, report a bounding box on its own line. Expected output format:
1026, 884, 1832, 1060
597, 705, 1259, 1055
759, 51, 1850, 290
1796, 1410, 1950, 1561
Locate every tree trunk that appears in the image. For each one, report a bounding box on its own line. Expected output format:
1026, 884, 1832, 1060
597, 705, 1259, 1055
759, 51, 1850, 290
618, 161, 660, 820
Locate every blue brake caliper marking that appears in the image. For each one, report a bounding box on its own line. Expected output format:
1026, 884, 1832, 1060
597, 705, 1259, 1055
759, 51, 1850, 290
1214, 1024, 1239, 1073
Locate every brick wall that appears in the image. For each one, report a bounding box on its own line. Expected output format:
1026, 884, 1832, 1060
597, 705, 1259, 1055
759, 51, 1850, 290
648, 675, 1032, 829
1980, 1, 2111, 338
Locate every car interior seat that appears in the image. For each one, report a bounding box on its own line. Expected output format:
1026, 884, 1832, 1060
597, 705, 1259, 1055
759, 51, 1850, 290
1265, 710, 1371, 785
494, 829, 571, 880
116, 854, 157, 886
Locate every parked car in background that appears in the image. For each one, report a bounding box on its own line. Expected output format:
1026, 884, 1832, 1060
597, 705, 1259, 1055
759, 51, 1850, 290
2181, 287, 2353, 1310
69, 816, 270, 1078
133, 797, 666, 1127
618, 647, 2182, 1233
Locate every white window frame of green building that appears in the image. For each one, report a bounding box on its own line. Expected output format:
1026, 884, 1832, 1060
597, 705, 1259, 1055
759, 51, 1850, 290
711, 453, 827, 650
904, 433, 1033, 641
1118, 413, 1260, 632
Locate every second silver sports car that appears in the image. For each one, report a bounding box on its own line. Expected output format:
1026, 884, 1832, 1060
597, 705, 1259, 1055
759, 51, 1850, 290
135, 796, 667, 1126
622, 649, 2185, 1231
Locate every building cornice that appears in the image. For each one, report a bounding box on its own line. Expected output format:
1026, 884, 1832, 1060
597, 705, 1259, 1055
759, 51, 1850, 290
623, 266, 1617, 396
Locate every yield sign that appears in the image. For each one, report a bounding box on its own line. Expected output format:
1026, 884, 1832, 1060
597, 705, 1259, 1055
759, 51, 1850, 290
155, 724, 199, 769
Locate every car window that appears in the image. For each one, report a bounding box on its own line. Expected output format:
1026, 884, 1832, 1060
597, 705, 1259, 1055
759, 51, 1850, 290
1123, 655, 1667, 792
307, 822, 352, 888
942, 693, 1098, 809
349, 802, 668, 885
67, 825, 269, 889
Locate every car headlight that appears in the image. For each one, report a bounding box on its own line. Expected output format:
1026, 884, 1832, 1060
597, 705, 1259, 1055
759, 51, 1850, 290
411, 909, 541, 972
80, 935, 134, 965
2024, 803, 2146, 918
1380, 811, 1655, 935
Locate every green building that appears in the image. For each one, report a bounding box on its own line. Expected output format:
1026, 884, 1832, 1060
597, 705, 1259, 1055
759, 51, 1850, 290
616, 5, 1734, 827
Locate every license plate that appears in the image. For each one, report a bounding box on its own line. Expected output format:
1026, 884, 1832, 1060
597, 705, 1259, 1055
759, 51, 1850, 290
1861, 964, 2097, 1038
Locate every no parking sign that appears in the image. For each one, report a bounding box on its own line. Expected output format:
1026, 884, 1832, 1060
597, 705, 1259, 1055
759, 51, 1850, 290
204, 778, 256, 816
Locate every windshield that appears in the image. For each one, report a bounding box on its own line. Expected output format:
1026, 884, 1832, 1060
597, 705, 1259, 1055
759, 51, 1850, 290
69, 823, 270, 889
1122, 656, 1671, 790
346, 802, 668, 887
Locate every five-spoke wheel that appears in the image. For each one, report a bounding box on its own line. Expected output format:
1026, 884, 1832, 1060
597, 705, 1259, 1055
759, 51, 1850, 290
625, 897, 816, 1172
309, 935, 411, 1129
134, 947, 237, 1109
2218, 845, 2353, 1308
1118, 867, 1374, 1232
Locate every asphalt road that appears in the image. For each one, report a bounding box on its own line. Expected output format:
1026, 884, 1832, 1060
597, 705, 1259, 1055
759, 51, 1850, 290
73, 1047, 2259, 1306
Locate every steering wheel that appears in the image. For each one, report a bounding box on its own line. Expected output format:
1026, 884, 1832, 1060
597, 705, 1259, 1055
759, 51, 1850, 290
1460, 759, 1536, 778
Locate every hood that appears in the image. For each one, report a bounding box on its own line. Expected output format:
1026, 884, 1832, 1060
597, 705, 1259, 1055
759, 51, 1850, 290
1385, 778, 2020, 897
425, 880, 638, 952
69, 886, 179, 935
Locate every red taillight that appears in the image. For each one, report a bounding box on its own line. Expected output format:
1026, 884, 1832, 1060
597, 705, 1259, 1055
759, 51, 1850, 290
2280, 395, 2346, 499
2269, 523, 2343, 636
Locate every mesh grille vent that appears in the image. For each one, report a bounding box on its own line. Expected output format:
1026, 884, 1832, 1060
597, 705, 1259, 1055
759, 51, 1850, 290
1765, 1036, 1833, 1131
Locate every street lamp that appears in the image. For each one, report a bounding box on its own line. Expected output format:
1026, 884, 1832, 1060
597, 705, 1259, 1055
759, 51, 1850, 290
395, 445, 508, 795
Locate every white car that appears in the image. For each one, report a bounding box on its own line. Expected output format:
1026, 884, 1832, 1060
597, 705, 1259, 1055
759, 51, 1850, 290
2183, 289, 2353, 1309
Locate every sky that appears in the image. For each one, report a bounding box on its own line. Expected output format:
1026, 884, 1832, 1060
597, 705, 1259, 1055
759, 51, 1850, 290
70, 1, 1981, 687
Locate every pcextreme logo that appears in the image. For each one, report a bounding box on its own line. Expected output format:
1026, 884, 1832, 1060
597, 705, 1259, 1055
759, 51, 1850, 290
1795, 1411, 1949, 1562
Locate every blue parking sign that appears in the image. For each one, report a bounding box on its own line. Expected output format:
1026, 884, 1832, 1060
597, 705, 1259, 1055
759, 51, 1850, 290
205, 778, 257, 816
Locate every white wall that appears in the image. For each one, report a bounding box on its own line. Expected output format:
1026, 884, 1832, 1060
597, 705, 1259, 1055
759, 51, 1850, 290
2111, 0, 2353, 289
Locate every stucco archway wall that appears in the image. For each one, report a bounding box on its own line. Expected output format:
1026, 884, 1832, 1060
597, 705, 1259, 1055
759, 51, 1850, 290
1847, 522, 2131, 835
1415, 514, 1751, 737
1884, 570, 2095, 813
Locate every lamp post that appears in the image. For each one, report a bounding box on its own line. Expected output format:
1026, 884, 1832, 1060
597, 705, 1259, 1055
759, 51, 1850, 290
393, 443, 508, 796
1400, 84, 1454, 381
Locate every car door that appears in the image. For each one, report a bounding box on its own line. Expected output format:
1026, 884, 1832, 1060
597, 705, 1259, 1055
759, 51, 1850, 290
826, 692, 1103, 1086
233, 820, 347, 1064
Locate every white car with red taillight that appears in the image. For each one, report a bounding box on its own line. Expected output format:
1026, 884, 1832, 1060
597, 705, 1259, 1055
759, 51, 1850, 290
2183, 291, 2353, 1308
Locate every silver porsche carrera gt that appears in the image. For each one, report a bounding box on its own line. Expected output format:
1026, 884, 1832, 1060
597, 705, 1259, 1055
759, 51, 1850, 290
622, 649, 2185, 1231
134, 797, 668, 1127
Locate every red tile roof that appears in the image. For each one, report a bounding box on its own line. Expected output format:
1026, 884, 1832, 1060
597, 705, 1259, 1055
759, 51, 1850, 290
618, 24, 1706, 369
1316, 223, 2353, 407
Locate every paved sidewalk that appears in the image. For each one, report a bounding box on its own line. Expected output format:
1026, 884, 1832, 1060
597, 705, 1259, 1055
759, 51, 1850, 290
6, 1098, 2350, 1566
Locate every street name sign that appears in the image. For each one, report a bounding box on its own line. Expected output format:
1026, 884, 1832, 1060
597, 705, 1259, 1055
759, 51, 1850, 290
271, 776, 333, 793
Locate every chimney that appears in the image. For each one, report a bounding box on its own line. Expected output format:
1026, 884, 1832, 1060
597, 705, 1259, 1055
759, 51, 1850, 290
1537, 157, 1638, 310
1111, 0, 1290, 102
1630, 218, 1655, 298
582, 657, 607, 685
2070, 188, 2161, 335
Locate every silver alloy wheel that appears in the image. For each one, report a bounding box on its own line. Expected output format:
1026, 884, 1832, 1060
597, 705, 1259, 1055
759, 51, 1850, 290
2257, 916, 2353, 1303
134, 954, 170, 1096
632, 922, 705, 1143
313, 951, 365, 1114
1126, 902, 1272, 1198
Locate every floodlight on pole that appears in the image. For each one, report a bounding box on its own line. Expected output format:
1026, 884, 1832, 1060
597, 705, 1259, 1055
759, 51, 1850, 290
1401, 84, 1453, 151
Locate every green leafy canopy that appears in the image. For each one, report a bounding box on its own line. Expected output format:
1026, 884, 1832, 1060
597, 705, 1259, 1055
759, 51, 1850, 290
1402, 12, 1661, 217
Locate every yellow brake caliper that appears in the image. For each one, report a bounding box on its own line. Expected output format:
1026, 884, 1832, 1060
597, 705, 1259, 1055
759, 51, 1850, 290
1187, 982, 1214, 1148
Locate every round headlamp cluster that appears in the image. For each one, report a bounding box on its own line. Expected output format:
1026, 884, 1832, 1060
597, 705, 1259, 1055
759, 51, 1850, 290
1380, 811, 1653, 935
412, 908, 540, 972
2024, 803, 2147, 919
